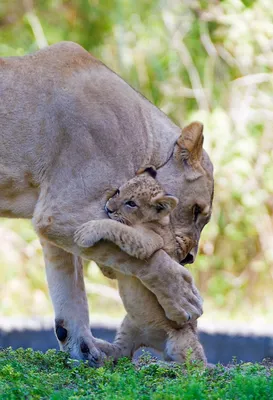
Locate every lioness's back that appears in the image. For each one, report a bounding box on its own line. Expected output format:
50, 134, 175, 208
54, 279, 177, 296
0, 42, 157, 189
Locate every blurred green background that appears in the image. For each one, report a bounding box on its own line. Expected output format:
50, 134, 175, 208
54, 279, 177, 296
0, 0, 272, 325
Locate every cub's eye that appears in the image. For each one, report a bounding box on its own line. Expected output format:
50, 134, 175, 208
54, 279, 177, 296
113, 189, 120, 197
193, 204, 202, 222
125, 200, 137, 208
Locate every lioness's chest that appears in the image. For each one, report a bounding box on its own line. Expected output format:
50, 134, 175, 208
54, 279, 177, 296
0, 167, 39, 218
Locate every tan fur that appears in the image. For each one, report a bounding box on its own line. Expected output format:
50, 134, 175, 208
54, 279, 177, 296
75, 172, 206, 364
74, 172, 183, 260
0, 42, 213, 365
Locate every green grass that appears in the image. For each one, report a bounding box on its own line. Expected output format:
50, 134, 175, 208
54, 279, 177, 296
0, 348, 272, 399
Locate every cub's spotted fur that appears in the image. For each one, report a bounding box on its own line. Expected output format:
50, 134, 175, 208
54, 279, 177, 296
75, 168, 206, 364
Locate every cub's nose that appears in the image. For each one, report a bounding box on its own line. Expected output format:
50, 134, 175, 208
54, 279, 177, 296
104, 205, 113, 214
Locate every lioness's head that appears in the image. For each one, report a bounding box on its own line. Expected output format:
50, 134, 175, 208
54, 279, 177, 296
157, 121, 214, 265
105, 167, 178, 226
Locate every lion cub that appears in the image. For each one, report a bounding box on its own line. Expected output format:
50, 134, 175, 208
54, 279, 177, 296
74, 167, 206, 364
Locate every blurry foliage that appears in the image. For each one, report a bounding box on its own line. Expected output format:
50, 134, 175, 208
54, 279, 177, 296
0, 0, 272, 321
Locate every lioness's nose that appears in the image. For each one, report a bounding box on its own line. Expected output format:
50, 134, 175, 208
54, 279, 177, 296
180, 253, 194, 265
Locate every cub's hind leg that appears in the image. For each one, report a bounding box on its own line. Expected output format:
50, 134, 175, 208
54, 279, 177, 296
95, 315, 167, 362
165, 323, 206, 365
95, 314, 141, 361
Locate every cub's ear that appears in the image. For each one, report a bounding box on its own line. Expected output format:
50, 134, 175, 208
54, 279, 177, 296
151, 194, 179, 216
136, 165, 157, 179
174, 121, 205, 180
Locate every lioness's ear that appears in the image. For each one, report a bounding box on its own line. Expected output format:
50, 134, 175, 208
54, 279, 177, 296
137, 165, 157, 179
174, 121, 205, 179
151, 194, 178, 216
176, 122, 204, 163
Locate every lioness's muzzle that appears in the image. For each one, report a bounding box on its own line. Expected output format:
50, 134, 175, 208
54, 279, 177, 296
180, 253, 194, 265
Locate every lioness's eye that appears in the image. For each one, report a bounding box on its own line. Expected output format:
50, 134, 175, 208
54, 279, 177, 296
125, 200, 137, 208
193, 205, 202, 222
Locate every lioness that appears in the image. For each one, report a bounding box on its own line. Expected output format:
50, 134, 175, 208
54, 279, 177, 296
75, 167, 206, 364
0, 42, 213, 366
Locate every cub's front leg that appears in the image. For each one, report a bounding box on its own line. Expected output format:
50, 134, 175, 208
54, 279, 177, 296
74, 220, 107, 248
74, 219, 163, 260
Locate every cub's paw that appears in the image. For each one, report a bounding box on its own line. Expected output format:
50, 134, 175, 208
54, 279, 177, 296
74, 222, 102, 248
126, 237, 164, 260
94, 338, 121, 361
125, 247, 148, 260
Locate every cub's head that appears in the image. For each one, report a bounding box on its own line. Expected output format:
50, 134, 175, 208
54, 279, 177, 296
105, 167, 178, 226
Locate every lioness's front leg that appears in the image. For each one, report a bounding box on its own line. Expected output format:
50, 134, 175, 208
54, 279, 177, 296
74, 219, 164, 260
41, 241, 105, 366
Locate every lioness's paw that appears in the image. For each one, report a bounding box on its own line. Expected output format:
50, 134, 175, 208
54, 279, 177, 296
56, 324, 106, 367
74, 223, 101, 248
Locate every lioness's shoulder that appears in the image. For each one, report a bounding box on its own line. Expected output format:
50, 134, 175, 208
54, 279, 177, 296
41, 41, 93, 59
2, 42, 102, 73
33, 41, 102, 69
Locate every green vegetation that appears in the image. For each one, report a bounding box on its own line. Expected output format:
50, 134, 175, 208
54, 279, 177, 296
0, 348, 272, 400
0, 1, 273, 322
